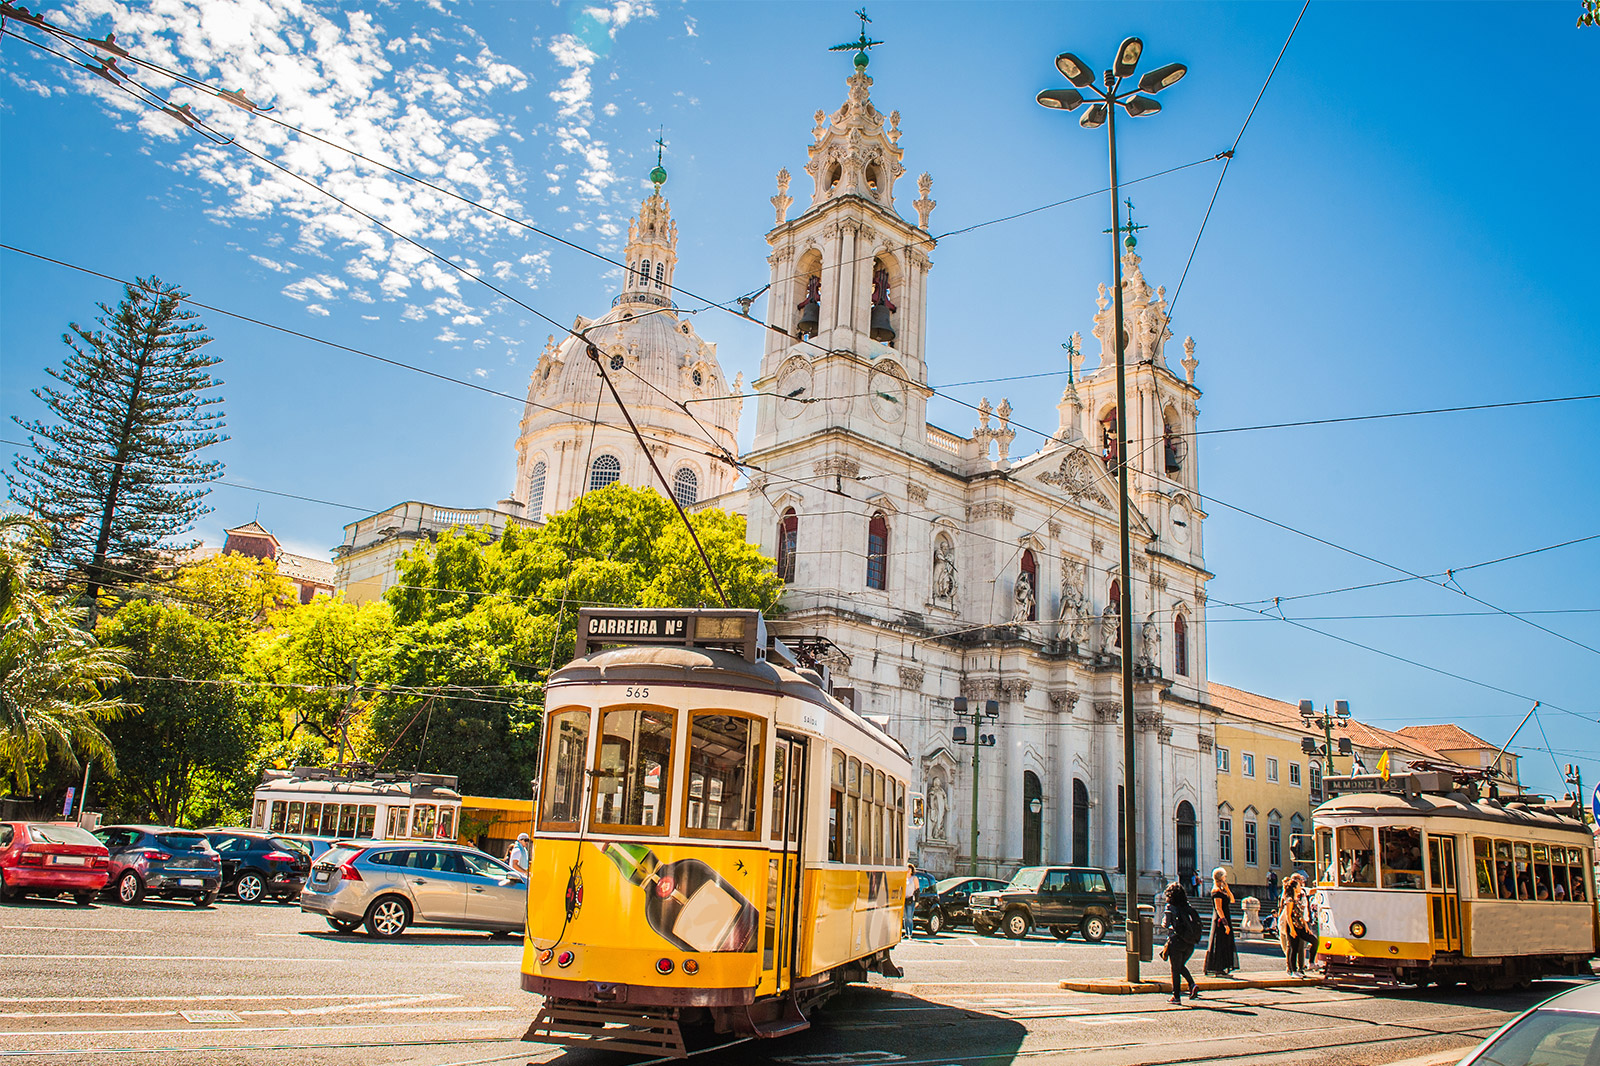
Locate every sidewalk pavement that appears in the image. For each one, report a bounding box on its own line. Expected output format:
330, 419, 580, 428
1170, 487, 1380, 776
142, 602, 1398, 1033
1060, 973, 1322, 994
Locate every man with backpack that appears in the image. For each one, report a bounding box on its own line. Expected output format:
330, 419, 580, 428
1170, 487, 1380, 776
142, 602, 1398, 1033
1160, 880, 1203, 1005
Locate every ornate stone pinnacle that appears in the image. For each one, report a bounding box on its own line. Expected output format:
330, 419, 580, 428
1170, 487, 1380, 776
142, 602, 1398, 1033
771, 167, 793, 225
1182, 336, 1198, 384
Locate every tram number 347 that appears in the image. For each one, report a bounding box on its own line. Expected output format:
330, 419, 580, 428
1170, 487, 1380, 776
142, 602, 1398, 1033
625, 687, 650, 700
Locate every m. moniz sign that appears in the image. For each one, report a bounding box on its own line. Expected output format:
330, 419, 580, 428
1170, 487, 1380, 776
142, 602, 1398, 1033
574, 608, 767, 663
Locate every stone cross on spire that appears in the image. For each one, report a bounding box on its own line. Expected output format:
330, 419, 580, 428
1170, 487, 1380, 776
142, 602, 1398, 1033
1104, 198, 1147, 253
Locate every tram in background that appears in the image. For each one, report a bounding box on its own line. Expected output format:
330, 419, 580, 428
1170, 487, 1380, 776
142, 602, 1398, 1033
251, 767, 463, 856
521, 608, 911, 1057
1313, 769, 1596, 989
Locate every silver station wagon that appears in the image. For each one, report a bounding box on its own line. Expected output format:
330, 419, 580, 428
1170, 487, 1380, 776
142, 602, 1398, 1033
300, 841, 526, 938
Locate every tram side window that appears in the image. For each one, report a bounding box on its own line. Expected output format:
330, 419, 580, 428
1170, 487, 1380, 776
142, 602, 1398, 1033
1495, 840, 1516, 899
304, 802, 322, 836
357, 805, 377, 839
286, 801, 305, 834
1336, 825, 1376, 887
437, 806, 455, 841
1550, 848, 1570, 901
1380, 827, 1423, 889
829, 752, 845, 862
1514, 842, 1533, 899
771, 738, 788, 840
1475, 838, 1496, 898
1532, 844, 1553, 901
845, 757, 861, 863
684, 712, 764, 838
1569, 849, 1589, 903
252, 800, 266, 830
269, 801, 286, 833
387, 805, 409, 839
338, 803, 357, 837
868, 767, 882, 865
593, 707, 676, 832
541, 708, 592, 829
413, 804, 438, 839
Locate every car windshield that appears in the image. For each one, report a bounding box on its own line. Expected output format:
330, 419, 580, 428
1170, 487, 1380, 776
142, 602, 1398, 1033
1009, 868, 1047, 891
27, 824, 101, 846
1469, 1009, 1600, 1066
156, 832, 210, 850
935, 877, 972, 893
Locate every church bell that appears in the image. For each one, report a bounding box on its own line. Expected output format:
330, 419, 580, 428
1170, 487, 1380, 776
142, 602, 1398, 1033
796, 298, 820, 338
869, 305, 896, 344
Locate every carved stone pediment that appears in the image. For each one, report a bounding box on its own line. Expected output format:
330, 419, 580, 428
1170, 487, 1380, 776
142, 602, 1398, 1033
1038, 448, 1113, 510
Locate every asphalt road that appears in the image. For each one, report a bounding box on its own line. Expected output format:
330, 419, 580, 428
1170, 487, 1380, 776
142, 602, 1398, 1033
0, 893, 1574, 1065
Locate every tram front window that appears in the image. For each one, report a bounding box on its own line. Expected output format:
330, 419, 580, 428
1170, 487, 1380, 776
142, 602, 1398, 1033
541, 708, 592, 830
593, 707, 675, 832
1380, 827, 1424, 889
684, 712, 764, 838
1316, 828, 1334, 884
1337, 826, 1376, 887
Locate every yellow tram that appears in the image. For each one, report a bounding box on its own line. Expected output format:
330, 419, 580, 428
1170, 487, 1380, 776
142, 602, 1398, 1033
1313, 770, 1597, 989
521, 608, 911, 1055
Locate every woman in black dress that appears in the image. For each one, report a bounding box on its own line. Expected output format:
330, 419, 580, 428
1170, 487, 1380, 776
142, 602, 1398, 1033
1203, 867, 1238, 976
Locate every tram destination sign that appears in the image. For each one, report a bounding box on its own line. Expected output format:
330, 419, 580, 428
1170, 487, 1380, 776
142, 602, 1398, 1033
576, 608, 766, 662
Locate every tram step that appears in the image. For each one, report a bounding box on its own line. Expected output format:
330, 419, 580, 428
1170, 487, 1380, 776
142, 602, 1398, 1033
524, 1002, 688, 1058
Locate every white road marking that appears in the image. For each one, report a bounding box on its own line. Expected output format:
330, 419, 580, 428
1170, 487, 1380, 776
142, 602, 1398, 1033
0, 1021, 501, 1039
0, 954, 343, 962
0, 993, 435, 1003
1, 925, 152, 933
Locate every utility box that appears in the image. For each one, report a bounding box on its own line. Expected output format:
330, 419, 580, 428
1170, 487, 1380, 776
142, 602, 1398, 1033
1135, 905, 1155, 962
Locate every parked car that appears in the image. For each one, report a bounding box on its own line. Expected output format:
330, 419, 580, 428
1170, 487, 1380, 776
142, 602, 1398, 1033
919, 876, 1011, 934
202, 829, 311, 903
94, 825, 221, 906
968, 865, 1121, 942
1453, 982, 1600, 1065
300, 841, 526, 938
0, 822, 110, 904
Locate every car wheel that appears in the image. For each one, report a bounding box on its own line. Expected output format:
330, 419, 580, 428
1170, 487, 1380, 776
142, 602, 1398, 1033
325, 917, 360, 934
194, 890, 218, 908
235, 872, 266, 903
116, 871, 145, 906
1004, 910, 1031, 939
926, 910, 943, 936
73, 892, 94, 906
1051, 925, 1072, 941
1081, 915, 1108, 943
364, 896, 411, 938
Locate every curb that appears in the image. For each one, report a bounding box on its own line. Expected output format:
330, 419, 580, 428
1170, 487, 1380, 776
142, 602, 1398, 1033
1060, 974, 1323, 994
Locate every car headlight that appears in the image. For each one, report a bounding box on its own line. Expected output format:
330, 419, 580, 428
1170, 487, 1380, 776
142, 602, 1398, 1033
1349, 920, 1366, 938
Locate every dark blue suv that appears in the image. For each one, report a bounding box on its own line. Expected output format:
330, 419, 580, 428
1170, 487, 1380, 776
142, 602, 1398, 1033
203, 829, 310, 903
94, 825, 221, 906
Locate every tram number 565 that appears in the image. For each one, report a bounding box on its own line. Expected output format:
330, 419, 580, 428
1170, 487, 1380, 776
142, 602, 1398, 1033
625, 687, 651, 700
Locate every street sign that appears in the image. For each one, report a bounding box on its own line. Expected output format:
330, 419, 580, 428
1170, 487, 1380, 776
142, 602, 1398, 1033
61, 787, 74, 817
1591, 781, 1599, 825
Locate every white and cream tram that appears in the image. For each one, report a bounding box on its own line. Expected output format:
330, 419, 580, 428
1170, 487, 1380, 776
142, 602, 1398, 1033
1314, 770, 1596, 989
251, 767, 463, 849
521, 608, 912, 1057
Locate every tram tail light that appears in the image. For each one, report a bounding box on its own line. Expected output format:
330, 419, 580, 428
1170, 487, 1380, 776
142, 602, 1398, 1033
537, 948, 554, 965
655, 957, 675, 975
557, 950, 575, 968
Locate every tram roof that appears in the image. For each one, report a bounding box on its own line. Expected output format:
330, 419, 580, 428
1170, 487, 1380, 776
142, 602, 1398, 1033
1315, 788, 1589, 838
549, 643, 909, 763
257, 768, 462, 802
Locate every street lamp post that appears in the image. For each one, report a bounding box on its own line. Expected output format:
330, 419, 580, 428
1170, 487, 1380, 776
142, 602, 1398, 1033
1299, 699, 1352, 779
952, 697, 1000, 876
1037, 37, 1186, 986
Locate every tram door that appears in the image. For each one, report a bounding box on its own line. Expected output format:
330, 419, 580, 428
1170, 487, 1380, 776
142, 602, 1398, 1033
1428, 835, 1462, 953
766, 735, 807, 993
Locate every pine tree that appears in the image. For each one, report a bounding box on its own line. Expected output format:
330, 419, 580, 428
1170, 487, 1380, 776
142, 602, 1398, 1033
7, 278, 227, 608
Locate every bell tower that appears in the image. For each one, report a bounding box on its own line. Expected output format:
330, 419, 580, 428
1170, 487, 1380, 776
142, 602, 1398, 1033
751, 40, 938, 456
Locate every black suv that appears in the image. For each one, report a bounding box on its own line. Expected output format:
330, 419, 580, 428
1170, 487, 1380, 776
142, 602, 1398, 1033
203, 830, 311, 903
969, 865, 1121, 941
918, 876, 1010, 934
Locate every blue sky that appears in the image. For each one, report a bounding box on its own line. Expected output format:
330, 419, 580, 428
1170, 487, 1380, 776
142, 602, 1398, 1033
2, 2, 1597, 798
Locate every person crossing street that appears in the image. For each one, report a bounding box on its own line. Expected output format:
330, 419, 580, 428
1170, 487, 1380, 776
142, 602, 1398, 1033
1160, 881, 1203, 1005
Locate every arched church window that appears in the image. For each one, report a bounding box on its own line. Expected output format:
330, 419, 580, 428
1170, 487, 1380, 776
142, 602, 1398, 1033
588, 454, 621, 493
866, 512, 888, 591
1072, 779, 1090, 866
692, 368, 703, 387
865, 164, 880, 195
654, 261, 665, 289
777, 508, 798, 583
1109, 578, 1122, 648
528, 460, 547, 521
1163, 407, 1185, 474
827, 163, 841, 191
609, 353, 624, 371
672, 467, 698, 508
1174, 613, 1188, 676
1101, 408, 1121, 476
1019, 549, 1038, 622
639, 258, 652, 286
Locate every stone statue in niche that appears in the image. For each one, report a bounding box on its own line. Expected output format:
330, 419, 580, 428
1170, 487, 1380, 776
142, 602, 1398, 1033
1100, 602, 1119, 653
1012, 571, 1036, 624
1059, 559, 1090, 646
933, 537, 957, 602
1140, 614, 1162, 670
926, 775, 949, 842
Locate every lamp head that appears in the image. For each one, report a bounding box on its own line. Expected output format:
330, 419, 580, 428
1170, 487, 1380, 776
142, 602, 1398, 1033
985, 700, 1000, 719
1054, 51, 1096, 88
1138, 62, 1187, 94
1036, 87, 1085, 111
1123, 95, 1162, 117
953, 696, 968, 715
1334, 699, 1350, 718
1114, 36, 1143, 78
1299, 699, 1315, 715
1079, 102, 1108, 129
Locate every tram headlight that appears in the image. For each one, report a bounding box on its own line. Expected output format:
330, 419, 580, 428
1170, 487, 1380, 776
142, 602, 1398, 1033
1349, 920, 1367, 939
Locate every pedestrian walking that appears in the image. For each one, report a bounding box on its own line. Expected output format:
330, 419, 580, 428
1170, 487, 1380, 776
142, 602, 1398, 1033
1266, 869, 1278, 906
1299, 877, 1322, 970
509, 832, 530, 879
1159, 881, 1202, 1005
1279, 878, 1314, 975
1202, 868, 1238, 976
904, 862, 919, 939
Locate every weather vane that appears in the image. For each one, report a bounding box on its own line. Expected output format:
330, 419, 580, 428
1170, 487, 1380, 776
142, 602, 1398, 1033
1061, 335, 1079, 383
649, 125, 667, 187
1104, 198, 1147, 251
828, 8, 883, 69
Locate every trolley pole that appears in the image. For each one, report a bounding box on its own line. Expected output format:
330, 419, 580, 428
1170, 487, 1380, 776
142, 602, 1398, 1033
951, 698, 999, 876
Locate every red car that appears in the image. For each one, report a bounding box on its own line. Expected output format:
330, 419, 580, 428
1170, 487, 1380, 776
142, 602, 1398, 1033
0, 822, 111, 904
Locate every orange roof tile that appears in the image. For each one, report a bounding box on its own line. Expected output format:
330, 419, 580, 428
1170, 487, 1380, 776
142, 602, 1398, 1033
1394, 723, 1497, 752
1207, 682, 1449, 762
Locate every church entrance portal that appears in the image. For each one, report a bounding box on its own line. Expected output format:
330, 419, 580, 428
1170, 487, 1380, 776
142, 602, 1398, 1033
1023, 771, 1042, 866
1176, 801, 1197, 882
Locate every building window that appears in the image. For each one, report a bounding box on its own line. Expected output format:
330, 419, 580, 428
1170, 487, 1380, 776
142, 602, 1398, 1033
1216, 747, 1230, 773
610, 352, 625, 371
1174, 613, 1188, 676
1309, 763, 1323, 802
1266, 757, 1279, 783
1242, 753, 1255, 778
672, 467, 698, 508
1072, 779, 1090, 866
1245, 819, 1258, 866
588, 454, 621, 492
866, 512, 888, 590
639, 258, 651, 286
777, 508, 798, 583
527, 460, 547, 520
654, 261, 665, 289
1289, 762, 1302, 787
692, 368, 703, 387
1218, 815, 1233, 863
1108, 578, 1122, 647
1269, 816, 1282, 868
1019, 549, 1037, 621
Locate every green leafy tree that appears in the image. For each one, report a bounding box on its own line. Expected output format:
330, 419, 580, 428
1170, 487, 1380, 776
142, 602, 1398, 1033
0, 516, 125, 796
7, 278, 226, 608
248, 596, 394, 746
1582, 0, 1598, 26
